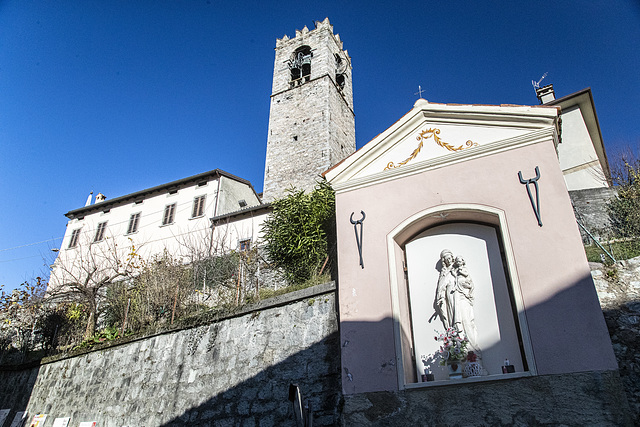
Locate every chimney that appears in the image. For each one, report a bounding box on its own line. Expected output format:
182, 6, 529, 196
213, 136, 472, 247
536, 84, 556, 104
95, 193, 107, 203
85, 191, 93, 206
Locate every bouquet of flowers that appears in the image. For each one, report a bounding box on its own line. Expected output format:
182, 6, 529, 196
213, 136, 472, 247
435, 327, 469, 365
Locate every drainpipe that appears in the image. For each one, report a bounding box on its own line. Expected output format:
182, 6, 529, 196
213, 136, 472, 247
208, 173, 223, 256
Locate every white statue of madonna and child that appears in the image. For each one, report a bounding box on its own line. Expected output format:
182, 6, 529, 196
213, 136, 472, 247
432, 249, 482, 365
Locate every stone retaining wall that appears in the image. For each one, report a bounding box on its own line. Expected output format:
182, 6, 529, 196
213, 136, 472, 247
591, 257, 640, 424
0, 283, 340, 427
341, 371, 630, 426
569, 187, 617, 242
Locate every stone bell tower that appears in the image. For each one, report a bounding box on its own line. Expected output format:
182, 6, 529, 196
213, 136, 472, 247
262, 18, 356, 202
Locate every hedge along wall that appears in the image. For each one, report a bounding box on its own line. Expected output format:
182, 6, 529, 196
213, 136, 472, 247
0, 283, 340, 427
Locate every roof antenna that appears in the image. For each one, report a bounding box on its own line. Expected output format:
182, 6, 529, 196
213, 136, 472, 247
532, 72, 548, 93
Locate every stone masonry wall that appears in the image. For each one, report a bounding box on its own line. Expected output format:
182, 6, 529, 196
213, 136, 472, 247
569, 187, 617, 242
0, 283, 340, 427
591, 256, 640, 424
341, 371, 630, 426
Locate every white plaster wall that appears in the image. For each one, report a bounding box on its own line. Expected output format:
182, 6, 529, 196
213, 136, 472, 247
51, 178, 262, 289
217, 176, 261, 215
211, 212, 270, 253
557, 107, 608, 190
63, 181, 216, 253
563, 165, 607, 191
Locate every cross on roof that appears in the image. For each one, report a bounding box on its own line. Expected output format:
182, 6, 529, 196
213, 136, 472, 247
415, 85, 425, 99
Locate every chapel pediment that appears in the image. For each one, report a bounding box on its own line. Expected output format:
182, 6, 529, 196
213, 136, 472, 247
326, 99, 559, 188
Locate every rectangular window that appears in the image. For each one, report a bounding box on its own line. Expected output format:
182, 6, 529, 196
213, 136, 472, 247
94, 222, 107, 242
162, 203, 176, 225
239, 239, 251, 252
127, 213, 141, 234
68, 229, 81, 248
191, 195, 206, 218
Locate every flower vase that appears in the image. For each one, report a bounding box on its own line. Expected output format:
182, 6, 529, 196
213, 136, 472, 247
464, 361, 482, 377
447, 361, 463, 379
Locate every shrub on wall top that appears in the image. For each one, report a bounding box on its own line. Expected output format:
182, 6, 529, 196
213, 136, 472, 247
261, 181, 335, 285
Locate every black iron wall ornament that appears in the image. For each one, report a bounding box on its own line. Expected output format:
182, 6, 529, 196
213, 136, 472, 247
350, 211, 366, 269
518, 166, 543, 227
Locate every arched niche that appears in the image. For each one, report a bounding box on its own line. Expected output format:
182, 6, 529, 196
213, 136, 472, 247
386, 205, 536, 388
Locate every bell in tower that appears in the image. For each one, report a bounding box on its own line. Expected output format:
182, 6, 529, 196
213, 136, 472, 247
262, 18, 356, 202
289, 45, 313, 85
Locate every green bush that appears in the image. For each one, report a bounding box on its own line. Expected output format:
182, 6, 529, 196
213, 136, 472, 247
607, 154, 640, 237
588, 150, 640, 264
261, 181, 335, 285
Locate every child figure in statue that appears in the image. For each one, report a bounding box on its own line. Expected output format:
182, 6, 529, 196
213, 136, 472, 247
452, 256, 480, 356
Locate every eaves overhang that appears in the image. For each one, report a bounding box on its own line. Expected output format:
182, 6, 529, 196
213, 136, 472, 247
65, 169, 256, 220
547, 87, 611, 183
210, 203, 272, 224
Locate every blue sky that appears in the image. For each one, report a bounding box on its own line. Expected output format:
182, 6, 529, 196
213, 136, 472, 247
1, 1, 639, 290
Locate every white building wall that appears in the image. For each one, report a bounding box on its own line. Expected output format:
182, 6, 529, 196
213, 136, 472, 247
217, 176, 262, 215
64, 180, 217, 254
50, 173, 262, 290
556, 106, 608, 190
211, 211, 270, 254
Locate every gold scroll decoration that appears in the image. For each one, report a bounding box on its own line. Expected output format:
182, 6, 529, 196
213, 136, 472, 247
384, 128, 478, 170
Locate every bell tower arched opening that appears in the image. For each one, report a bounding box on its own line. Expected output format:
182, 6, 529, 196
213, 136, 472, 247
289, 45, 312, 86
